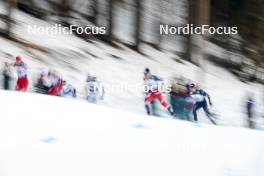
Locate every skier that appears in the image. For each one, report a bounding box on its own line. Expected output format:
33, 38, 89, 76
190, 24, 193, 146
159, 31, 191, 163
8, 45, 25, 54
13, 56, 29, 91
144, 68, 173, 115
34, 69, 50, 94
170, 77, 196, 120
47, 70, 63, 96
143, 68, 157, 115
2, 62, 12, 90
246, 94, 255, 129
85, 72, 104, 104
60, 80, 77, 98
191, 84, 216, 124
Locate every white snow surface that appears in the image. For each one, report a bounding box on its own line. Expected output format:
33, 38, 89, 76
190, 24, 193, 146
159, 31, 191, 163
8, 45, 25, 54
0, 90, 264, 176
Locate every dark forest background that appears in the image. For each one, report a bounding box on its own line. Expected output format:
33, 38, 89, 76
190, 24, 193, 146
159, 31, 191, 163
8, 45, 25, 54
0, 0, 264, 83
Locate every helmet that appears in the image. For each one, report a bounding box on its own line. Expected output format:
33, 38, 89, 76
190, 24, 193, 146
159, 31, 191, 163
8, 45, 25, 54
186, 83, 196, 91
144, 68, 150, 74
189, 83, 195, 88
87, 71, 96, 81
40, 67, 49, 76
87, 71, 94, 78
16, 55, 22, 63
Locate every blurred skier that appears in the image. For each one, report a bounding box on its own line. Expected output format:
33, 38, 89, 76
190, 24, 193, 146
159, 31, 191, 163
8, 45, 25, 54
60, 80, 77, 98
47, 70, 63, 96
246, 94, 255, 129
2, 62, 12, 90
34, 69, 50, 94
191, 84, 216, 124
143, 68, 157, 115
144, 68, 173, 115
170, 77, 196, 120
85, 72, 104, 104
13, 56, 29, 91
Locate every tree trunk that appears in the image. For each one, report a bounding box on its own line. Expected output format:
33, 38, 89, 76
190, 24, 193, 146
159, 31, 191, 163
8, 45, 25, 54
154, 0, 163, 50
134, 0, 142, 51
91, 0, 99, 25
6, 0, 16, 37
59, 0, 71, 25
183, 0, 196, 62
195, 0, 210, 85
108, 0, 114, 41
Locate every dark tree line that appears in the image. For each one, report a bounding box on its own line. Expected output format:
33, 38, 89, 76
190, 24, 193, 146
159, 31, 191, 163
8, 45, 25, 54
0, 0, 264, 82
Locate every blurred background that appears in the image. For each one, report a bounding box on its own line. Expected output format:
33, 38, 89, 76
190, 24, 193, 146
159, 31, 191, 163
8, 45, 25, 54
0, 0, 263, 128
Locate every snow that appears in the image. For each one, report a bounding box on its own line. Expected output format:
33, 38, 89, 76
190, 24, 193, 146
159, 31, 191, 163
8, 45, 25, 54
0, 90, 264, 176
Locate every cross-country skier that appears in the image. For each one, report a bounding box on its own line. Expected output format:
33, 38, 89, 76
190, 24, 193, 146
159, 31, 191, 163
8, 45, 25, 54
144, 68, 173, 115
246, 94, 255, 129
47, 70, 63, 96
13, 56, 29, 91
170, 77, 196, 120
60, 80, 77, 98
143, 68, 157, 115
85, 72, 104, 104
35, 68, 50, 94
2, 62, 12, 90
191, 84, 216, 124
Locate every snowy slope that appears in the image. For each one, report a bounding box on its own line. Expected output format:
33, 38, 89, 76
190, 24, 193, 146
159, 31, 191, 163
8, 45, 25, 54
0, 4, 263, 128
0, 90, 264, 176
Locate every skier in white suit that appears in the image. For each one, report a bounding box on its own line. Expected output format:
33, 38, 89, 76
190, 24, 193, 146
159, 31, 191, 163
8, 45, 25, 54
85, 72, 104, 104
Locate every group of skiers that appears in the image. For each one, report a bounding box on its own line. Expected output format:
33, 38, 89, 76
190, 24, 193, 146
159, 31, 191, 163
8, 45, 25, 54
1, 56, 104, 104
1, 56, 257, 127
143, 68, 217, 124
2, 56, 29, 91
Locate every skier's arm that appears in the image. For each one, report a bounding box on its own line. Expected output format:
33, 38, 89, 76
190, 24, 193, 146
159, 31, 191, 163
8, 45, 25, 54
9, 63, 17, 68
206, 92, 213, 106
153, 75, 163, 81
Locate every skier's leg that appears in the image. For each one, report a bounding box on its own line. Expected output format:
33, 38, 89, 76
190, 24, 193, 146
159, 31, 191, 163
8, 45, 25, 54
57, 81, 63, 95
4, 75, 10, 90
155, 92, 168, 108
145, 93, 155, 115
248, 112, 254, 129
21, 77, 29, 92
145, 93, 155, 104
170, 94, 177, 116
48, 86, 56, 95
93, 96, 97, 104
87, 96, 92, 103
44, 86, 50, 94
87, 94, 97, 104
193, 106, 198, 121
145, 104, 151, 115
15, 78, 21, 91
202, 100, 216, 125
193, 103, 202, 122
156, 92, 173, 115
151, 101, 158, 115
202, 100, 212, 117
